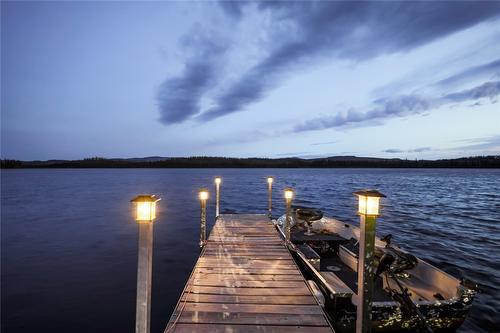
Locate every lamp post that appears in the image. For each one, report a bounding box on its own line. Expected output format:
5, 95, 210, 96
199, 188, 209, 248
131, 195, 161, 333
284, 187, 294, 243
267, 177, 274, 219
354, 189, 386, 333
214, 176, 221, 218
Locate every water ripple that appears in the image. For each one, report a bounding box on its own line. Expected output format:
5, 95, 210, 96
1, 168, 499, 333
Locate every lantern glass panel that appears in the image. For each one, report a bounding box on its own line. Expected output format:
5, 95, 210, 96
284, 190, 294, 200
136, 201, 156, 221
358, 195, 380, 216
199, 191, 209, 201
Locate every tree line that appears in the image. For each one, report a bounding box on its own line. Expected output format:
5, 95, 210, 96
1, 155, 499, 168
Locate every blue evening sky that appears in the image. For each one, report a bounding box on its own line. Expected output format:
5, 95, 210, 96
1, 1, 500, 160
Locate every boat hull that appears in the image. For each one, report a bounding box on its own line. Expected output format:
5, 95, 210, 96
276, 212, 477, 333
291, 249, 474, 332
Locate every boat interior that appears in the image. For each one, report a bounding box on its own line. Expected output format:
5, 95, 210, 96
276, 208, 463, 305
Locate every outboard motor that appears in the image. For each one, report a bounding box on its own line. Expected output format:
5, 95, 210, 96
375, 252, 395, 278
375, 235, 418, 278
375, 237, 433, 333
386, 247, 418, 274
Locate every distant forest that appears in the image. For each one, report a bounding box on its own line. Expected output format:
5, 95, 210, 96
1, 155, 499, 168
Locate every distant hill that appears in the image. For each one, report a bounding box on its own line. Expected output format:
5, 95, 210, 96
1, 155, 499, 168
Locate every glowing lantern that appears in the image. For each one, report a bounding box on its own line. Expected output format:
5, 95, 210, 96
131, 195, 161, 222
199, 189, 209, 201
354, 189, 385, 216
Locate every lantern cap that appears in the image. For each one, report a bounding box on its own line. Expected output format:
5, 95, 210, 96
353, 189, 386, 198
131, 194, 161, 203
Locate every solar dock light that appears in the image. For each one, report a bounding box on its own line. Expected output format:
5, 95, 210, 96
284, 187, 294, 243
214, 176, 221, 217
199, 188, 209, 248
354, 189, 386, 333
267, 177, 274, 219
131, 194, 161, 333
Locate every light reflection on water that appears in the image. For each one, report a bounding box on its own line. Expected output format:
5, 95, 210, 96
1, 168, 499, 333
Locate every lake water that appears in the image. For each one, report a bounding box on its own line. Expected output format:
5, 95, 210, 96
1, 168, 499, 333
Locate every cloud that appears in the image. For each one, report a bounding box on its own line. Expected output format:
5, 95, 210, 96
383, 149, 404, 154
194, 1, 500, 122
274, 152, 310, 157
310, 140, 337, 146
452, 135, 500, 152
383, 147, 432, 154
156, 2, 500, 125
434, 58, 500, 88
443, 80, 500, 103
382, 137, 500, 156
157, 28, 228, 124
293, 80, 500, 132
218, 1, 247, 19
294, 94, 434, 132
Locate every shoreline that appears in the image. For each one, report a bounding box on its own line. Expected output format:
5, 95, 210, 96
1, 155, 499, 169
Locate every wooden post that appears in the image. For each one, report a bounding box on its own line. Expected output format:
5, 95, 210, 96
200, 199, 207, 248
215, 182, 220, 217
356, 214, 377, 333
131, 195, 159, 333
285, 198, 292, 243
136, 221, 153, 333
268, 181, 273, 219
284, 188, 294, 243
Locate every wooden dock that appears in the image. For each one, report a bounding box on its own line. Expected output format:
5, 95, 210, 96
165, 214, 334, 333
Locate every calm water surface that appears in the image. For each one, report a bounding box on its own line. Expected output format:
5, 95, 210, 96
1, 169, 499, 333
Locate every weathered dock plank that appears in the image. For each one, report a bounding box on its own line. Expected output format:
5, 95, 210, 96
164, 214, 334, 333
170, 324, 332, 333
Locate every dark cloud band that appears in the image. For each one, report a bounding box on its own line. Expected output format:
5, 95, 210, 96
157, 1, 500, 125
293, 80, 500, 133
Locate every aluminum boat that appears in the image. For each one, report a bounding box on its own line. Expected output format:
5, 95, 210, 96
275, 208, 478, 332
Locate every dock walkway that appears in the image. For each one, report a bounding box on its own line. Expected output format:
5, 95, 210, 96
165, 213, 334, 333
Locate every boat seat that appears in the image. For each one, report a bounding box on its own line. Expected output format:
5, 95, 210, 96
339, 244, 359, 272
320, 271, 354, 295
297, 243, 320, 270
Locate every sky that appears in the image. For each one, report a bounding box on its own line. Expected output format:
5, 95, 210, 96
1, 1, 500, 161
